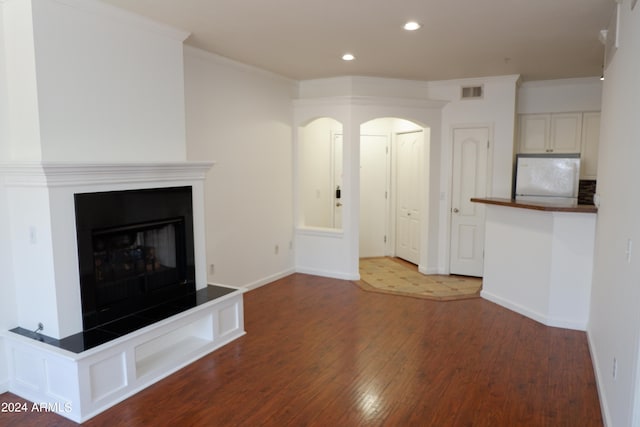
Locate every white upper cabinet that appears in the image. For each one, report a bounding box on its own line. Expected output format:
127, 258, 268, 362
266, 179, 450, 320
518, 114, 549, 153
550, 113, 583, 153
518, 111, 601, 179
580, 112, 601, 180
518, 113, 582, 154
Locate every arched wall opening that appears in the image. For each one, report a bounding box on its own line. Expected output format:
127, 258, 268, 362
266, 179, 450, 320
298, 117, 343, 230
293, 97, 445, 280
359, 118, 430, 268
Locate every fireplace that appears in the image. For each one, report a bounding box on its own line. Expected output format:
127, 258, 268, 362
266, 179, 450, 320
3, 162, 247, 423
74, 186, 196, 331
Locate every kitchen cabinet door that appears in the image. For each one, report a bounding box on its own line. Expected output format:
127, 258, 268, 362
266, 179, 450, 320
550, 113, 582, 153
580, 112, 600, 179
518, 114, 549, 153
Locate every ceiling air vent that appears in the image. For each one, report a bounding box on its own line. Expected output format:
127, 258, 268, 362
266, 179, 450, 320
461, 85, 483, 99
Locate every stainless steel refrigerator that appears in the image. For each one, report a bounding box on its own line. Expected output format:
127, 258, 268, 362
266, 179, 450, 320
514, 154, 580, 205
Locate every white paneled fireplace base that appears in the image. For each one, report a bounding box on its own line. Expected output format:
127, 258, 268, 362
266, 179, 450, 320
3, 289, 245, 423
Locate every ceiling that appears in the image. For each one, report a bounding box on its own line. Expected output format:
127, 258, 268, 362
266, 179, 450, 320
101, 0, 615, 82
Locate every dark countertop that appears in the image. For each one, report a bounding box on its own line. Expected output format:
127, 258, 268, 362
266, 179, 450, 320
471, 197, 598, 214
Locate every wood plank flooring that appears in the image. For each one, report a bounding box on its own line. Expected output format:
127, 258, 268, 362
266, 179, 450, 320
0, 273, 603, 426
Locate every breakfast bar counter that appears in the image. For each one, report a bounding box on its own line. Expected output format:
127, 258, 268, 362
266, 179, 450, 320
472, 197, 597, 330
470, 197, 597, 213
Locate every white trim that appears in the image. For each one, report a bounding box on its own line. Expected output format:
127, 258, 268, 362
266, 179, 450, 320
295, 267, 359, 281
587, 329, 613, 427
428, 74, 520, 88
293, 95, 447, 110
295, 226, 344, 239
208, 268, 296, 292
0, 162, 214, 187
481, 290, 587, 331
419, 266, 440, 275
184, 46, 297, 86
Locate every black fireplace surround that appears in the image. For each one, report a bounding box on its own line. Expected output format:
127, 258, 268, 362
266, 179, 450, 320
74, 186, 196, 331
10, 185, 238, 353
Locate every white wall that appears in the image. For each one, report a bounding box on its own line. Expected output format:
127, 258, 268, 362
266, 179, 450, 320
29, 0, 189, 162
184, 46, 297, 289
2, 0, 41, 160
0, 0, 194, 339
517, 77, 603, 114
0, 182, 11, 392
428, 75, 519, 273
0, 177, 12, 389
588, 4, 640, 427
0, 1, 17, 392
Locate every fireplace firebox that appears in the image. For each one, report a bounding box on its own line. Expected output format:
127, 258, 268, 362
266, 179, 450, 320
74, 186, 196, 330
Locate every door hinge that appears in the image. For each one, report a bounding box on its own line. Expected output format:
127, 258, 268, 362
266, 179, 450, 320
487, 140, 490, 149
386, 146, 389, 154
384, 235, 387, 243
385, 191, 388, 199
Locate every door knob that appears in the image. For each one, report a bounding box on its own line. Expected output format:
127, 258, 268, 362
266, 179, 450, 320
453, 208, 459, 213
336, 202, 343, 207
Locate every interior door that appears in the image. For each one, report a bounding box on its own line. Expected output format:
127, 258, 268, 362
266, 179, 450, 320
450, 127, 489, 277
395, 131, 423, 264
360, 134, 390, 257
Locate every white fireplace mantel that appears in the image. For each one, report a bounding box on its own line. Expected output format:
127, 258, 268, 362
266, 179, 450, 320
0, 161, 215, 187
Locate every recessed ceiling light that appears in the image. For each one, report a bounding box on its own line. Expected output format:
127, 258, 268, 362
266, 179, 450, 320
342, 53, 355, 61
403, 21, 421, 31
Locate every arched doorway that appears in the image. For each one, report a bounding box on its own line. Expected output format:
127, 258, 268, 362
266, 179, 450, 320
359, 118, 427, 265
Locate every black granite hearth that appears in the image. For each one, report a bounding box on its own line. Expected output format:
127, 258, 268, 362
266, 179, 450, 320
10, 285, 236, 353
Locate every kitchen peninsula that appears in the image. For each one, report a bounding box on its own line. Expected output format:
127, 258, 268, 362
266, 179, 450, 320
472, 197, 597, 331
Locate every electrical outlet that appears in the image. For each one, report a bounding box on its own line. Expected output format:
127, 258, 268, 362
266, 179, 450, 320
613, 357, 617, 379
209, 264, 215, 275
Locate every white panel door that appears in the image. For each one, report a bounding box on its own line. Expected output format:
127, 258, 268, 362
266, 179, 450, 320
360, 134, 390, 258
395, 131, 423, 264
450, 127, 489, 277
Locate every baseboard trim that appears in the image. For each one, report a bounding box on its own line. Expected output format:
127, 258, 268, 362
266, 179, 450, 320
295, 267, 359, 281
0, 379, 8, 394
208, 268, 296, 292
419, 266, 440, 275
586, 329, 612, 427
480, 290, 587, 331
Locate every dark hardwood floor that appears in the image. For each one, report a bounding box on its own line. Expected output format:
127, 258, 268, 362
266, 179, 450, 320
0, 273, 603, 426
